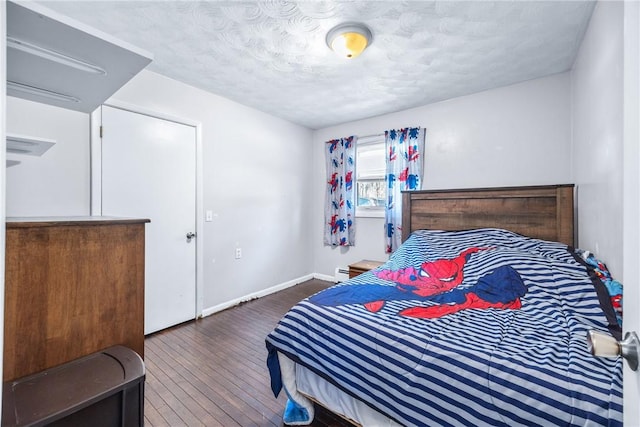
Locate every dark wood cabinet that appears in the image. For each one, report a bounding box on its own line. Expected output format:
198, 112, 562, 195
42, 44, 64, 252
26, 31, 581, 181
4, 217, 149, 382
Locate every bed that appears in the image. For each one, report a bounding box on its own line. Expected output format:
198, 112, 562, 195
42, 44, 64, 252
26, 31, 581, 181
266, 184, 623, 426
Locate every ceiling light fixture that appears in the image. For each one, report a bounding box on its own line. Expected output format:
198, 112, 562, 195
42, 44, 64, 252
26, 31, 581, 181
326, 22, 372, 59
7, 81, 81, 104
7, 36, 107, 75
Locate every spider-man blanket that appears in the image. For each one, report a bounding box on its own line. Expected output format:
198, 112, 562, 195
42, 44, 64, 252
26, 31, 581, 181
309, 253, 527, 319
266, 228, 622, 426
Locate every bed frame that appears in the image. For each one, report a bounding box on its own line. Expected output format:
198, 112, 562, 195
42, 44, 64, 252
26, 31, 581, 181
284, 185, 576, 426
401, 184, 575, 246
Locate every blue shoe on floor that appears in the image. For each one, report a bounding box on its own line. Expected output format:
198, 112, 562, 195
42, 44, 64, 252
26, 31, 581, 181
283, 397, 311, 426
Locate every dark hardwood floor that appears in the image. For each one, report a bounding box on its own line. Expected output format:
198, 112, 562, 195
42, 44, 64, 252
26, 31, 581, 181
143, 279, 354, 427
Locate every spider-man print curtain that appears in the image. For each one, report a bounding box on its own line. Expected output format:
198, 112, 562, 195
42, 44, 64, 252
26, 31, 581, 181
385, 127, 425, 253
324, 136, 357, 246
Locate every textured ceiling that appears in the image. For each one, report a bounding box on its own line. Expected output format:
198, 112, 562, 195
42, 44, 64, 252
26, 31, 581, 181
36, 1, 596, 130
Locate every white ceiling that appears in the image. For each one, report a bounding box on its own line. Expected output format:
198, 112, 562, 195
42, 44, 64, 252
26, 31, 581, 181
35, 1, 596, 130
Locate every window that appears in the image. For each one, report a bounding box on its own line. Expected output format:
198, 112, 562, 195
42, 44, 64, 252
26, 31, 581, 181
356, 135, 385, 217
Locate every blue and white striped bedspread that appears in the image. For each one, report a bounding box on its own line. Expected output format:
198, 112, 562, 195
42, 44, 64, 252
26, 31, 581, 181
266, 228, 623, 426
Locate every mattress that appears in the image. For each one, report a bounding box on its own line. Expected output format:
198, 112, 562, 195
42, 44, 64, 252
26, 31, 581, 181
295, 358, 400, 426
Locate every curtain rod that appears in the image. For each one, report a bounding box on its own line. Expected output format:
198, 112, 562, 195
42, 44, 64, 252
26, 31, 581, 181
325, 128, 421, 143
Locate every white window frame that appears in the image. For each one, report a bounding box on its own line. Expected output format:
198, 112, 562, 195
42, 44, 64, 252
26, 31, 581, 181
355, 134, 386, 218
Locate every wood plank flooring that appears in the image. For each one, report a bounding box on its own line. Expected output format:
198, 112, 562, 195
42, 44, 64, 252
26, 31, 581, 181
143, 279, 353, 427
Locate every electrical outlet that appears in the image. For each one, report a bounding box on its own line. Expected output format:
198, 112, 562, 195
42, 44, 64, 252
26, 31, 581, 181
235, 248, 242, 259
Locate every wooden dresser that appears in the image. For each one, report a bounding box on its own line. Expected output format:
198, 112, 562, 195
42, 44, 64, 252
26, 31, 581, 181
4, 217, 149, 382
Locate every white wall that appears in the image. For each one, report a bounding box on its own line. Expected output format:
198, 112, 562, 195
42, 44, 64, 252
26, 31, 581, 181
108, 70, 314, 310
312, 73, 573, 276
6, 97, 90, 216
571, 1, 623, 276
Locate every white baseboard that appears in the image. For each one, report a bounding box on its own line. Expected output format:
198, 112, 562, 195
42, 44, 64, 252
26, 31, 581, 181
201, 273, 332, 318
313, 272, 335, 282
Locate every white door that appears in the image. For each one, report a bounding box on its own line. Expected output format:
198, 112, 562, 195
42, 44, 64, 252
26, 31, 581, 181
100, 105, 197, 334
624, 1, 640, 424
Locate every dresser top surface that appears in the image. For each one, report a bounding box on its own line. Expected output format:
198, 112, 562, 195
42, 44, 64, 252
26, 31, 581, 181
6, 216, 150, 228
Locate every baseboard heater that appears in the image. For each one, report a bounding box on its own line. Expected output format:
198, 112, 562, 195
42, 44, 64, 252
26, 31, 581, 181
334, 267, 349, 283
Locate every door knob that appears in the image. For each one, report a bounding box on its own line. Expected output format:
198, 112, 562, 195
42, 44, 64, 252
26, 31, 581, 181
587, 330, 639, 370
186, 232, 196, 242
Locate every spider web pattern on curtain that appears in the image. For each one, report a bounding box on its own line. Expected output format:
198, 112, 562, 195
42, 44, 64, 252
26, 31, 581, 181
385, 127, 425, 253
324, 136, 357, 246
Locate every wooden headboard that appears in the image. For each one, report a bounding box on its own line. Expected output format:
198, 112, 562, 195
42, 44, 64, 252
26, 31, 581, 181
401, 184, 575, 246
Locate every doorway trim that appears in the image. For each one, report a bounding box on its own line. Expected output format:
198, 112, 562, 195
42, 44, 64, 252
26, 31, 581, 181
90, 100, 205, 320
